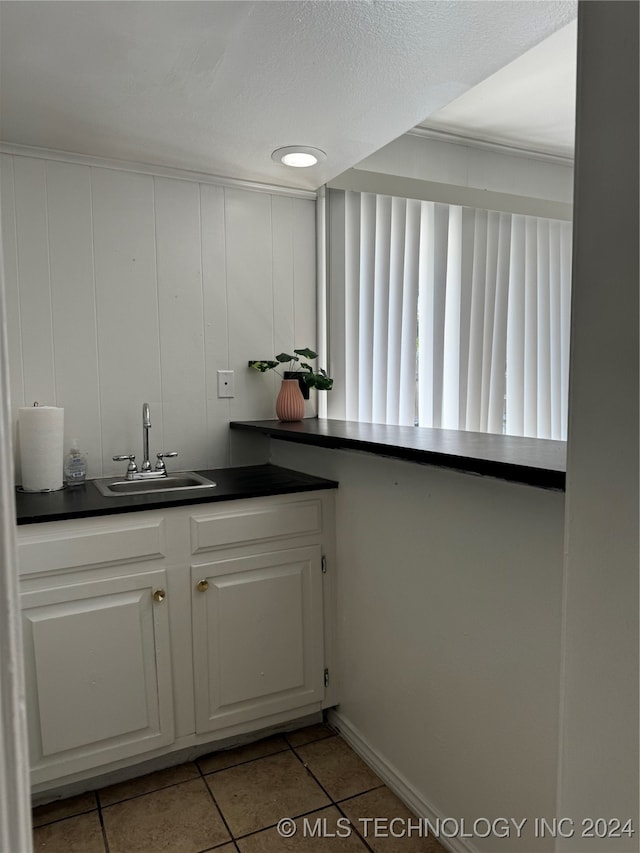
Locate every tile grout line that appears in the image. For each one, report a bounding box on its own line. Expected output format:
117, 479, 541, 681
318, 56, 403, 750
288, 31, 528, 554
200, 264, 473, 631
97, 762, 239, 852
223, 802, 350, 845
99, 766, 234, 853
334, 782, 388, 807
288, 736, 386, 853
94, 789, 111, 853
198, 746, 291, 777
95, 768, 202, 810
197, 738, 305, 844
32, 805, 97, 830
198, 758, 240, 848
214, 775, 384, 852
288, 736, 340, 805
197, 728, 336, 778
197, 732, 339, 844
332, 798, 378, 853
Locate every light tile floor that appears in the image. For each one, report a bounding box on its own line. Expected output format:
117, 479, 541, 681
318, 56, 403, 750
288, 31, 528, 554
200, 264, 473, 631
32, 723, 447, 853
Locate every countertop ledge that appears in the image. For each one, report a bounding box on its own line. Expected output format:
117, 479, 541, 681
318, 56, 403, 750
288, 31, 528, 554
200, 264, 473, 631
15, 464, 338, 525
230, 419, 567, 490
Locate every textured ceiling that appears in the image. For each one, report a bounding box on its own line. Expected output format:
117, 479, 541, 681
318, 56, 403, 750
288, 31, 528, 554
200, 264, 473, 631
0, 1, 577, 190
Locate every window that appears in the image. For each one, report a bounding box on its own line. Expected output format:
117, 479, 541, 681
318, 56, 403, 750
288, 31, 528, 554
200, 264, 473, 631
326, 189, 572, 440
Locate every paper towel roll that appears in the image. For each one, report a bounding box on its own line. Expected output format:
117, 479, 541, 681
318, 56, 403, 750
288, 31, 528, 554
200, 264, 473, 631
18, 405, 64, 492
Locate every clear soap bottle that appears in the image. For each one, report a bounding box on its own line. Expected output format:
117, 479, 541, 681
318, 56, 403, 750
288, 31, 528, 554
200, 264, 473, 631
64, 439, 87, 486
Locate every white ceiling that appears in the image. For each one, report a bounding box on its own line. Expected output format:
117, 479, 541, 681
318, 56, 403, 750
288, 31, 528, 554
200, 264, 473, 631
420, 19, 577, 157
0, 1, 577, 191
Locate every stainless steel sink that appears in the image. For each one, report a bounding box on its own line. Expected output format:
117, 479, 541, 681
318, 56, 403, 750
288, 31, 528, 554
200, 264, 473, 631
93, 472, 217, 497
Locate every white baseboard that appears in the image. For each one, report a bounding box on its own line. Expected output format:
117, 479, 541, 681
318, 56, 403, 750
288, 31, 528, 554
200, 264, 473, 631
328, 709, 479, 853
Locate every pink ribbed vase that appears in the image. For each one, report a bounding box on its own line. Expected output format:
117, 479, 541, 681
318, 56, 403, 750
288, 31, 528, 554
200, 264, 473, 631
275, 379, 305, 422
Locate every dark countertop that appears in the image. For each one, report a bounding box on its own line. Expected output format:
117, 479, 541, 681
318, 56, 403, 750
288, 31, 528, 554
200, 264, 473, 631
16, 464, 338, 525
230, 419, 566, 490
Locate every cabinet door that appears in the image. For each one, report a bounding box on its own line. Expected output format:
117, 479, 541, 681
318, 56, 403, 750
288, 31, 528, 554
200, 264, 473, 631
21, 569, 174, 784
192, 546, 324, 734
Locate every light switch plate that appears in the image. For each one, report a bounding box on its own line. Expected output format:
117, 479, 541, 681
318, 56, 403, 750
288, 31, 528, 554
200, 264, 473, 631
217, 370, 234, 398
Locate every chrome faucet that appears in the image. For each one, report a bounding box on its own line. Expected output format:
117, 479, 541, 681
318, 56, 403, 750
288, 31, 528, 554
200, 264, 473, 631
141, 403, 152, 471
113, 403, 178, 479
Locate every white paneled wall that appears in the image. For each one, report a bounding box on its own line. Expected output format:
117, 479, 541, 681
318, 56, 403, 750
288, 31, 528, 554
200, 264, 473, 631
0, 153, 317, 481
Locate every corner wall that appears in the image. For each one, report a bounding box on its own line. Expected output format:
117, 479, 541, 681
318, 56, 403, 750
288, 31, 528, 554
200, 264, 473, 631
271, 439, 565, 853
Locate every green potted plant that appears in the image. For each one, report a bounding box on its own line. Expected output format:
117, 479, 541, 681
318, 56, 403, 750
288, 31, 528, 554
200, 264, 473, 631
248, 348, 333, 421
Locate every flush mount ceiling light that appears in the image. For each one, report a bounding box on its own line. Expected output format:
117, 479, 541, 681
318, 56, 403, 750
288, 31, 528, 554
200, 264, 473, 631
271, 146, 327, 168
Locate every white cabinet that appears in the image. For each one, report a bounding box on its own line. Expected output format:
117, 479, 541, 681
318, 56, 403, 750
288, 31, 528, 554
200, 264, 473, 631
17, 490, 336, 791
21, 568, 174, 785
186, 495, 331, 737
192, 546, 324, 734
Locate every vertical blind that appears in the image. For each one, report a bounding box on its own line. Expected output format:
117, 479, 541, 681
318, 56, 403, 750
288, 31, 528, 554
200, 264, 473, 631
327, 189, 572, 439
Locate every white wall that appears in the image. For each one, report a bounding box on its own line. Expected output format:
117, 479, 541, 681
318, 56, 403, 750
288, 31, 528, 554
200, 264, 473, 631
557, 2, 639, 849
271, 440, 565, 853
355, 130, 574, 206
0, 200, 32, 852
0, 152, 317, 481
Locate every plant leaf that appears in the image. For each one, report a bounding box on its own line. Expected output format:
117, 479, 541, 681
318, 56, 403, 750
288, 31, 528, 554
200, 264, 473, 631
316, 375, 333, 390
248, 360, 279, 372
294, 348, 317, 360
300, 362, 314, 372
275, 352, 297, 363
301, 371, 333, 390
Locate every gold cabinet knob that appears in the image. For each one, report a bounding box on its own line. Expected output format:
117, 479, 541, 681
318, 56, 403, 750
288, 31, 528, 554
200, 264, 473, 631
153, 589, 166, 603
197, 579, 209, 593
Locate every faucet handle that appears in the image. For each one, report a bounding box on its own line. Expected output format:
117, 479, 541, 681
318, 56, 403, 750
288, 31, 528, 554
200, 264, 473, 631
113, 454, 137, 474
155, 451, 178, 473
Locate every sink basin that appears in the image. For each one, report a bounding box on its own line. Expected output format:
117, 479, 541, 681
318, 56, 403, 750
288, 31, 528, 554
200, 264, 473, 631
93, 472, 217, 497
